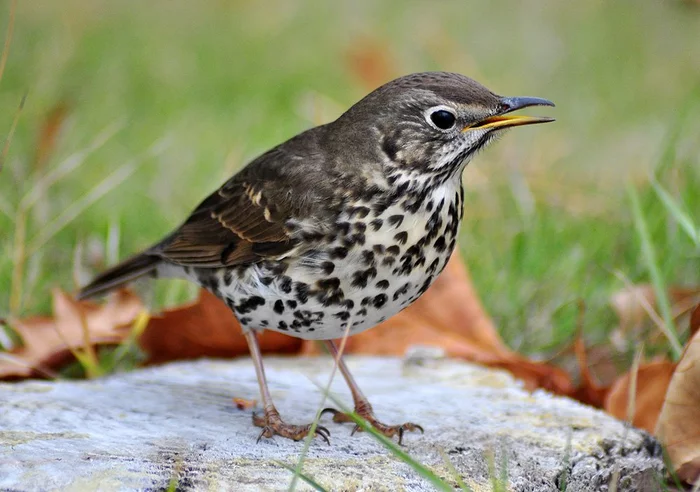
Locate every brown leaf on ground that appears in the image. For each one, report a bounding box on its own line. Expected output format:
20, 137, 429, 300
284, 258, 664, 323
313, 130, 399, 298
603, 360, 676, 433
690, 303, 700, 338
0, 289, 140, 380
656, 329, 700, 484
140, 289, 300, 365
610, 284, 700, 349
345, 38, 395, 90
301, 253, 573, 395
571, 335, 610, 408
232, 397, 257, 411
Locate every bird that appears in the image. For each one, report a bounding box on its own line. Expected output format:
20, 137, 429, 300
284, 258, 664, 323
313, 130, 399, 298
77, 71, 554, 445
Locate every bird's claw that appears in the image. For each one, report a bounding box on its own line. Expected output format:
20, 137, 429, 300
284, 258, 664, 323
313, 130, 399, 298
253, 411, 331, 444
321, 407, 423, 445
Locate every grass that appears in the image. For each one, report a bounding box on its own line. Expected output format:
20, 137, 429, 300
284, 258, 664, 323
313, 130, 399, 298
1, 1, 699, 487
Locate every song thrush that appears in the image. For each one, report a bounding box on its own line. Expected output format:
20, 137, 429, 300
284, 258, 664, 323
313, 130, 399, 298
77, 72, 554, 445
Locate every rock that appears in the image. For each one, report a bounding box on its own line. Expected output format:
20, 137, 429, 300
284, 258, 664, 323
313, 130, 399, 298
0, 356, 663, 491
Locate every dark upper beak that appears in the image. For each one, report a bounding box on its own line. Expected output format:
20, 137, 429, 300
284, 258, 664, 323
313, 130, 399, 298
463, 96, 555, 132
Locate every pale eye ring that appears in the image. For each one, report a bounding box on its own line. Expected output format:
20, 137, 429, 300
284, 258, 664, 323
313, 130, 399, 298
426, 107, 457, 130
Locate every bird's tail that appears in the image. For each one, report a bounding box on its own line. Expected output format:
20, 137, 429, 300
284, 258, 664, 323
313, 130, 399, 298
76, 253, 160, 300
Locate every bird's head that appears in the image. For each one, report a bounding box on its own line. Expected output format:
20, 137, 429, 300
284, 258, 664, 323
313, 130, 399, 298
332, 72, 554, 184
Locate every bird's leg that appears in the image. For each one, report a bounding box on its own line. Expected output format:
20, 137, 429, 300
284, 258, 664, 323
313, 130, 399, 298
321, 340, 423, 445
244, 330, 330, 444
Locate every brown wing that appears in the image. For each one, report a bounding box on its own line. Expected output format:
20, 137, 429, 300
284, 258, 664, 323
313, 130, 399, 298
155, 163, 299, 268
152, 126, 339, 268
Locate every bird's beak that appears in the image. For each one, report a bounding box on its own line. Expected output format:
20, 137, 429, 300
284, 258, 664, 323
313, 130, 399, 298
463, 96, 555, 132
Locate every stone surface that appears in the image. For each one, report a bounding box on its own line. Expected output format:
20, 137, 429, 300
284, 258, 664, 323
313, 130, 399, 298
0, 355, 663, 491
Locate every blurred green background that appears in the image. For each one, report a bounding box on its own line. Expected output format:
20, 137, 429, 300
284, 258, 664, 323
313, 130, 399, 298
1, 0, 699, 356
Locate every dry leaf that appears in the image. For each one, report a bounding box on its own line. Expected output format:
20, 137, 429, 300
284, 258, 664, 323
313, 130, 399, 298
233, 397, 257, 411
690, 303, 700, 337
571, 335, 610, 408
604, 360, 676, 433
0, 289, 140, 380
140, 289, 300, 365
656, 329, 700, 484
610, 284, 700, 349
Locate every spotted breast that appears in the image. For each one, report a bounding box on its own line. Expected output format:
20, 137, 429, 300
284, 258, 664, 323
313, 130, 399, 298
184, 177, 464, 340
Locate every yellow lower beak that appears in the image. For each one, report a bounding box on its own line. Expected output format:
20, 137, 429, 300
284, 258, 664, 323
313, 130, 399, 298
462, 114, 555, 132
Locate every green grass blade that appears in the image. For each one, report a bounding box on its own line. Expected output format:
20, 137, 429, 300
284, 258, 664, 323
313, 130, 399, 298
276, 461, 328, 492
439, 449, 473, 491
650, 177, 699, 246
626, 184, 683, 359
323, 392, 453, 492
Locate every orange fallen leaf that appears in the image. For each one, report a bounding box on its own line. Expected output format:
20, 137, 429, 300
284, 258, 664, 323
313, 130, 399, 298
690, 303, 700, 338
656, 329, 700, 484
140, 289, 300, 365
0, 289, 141, 380
233, 397, 257, 411
571, 334, 610, 408
604, 360, 676, 433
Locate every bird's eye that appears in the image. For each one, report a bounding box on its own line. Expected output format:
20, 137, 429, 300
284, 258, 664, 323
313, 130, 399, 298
429, 109, 456, 130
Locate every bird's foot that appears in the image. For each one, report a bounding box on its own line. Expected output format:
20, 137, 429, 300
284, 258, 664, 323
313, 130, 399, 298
321, 403, 423, 445
252, 408, 330, 445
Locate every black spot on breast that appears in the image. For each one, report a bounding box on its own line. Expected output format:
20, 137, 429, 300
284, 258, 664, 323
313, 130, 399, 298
343, 299, 355, 309
376, 280, 390, 290
278, 320, 288, 331
343, 233, 366, 247
301, 231, 324, 242
280, 276, 293, 293
317, 277, 341, 291
361, 296, 372, 306
370, 219, 383, 231
336, 221, 351, 235
386, 245, 400, 256
382, 256, 396, 267
373, 244, 385, 254
274, 300, 284, 314
286, 300, 298, 309
354, 222, 367, 233
373, 294, 388, 308
348, 205, 370, 219
361, 250, 375, 265
260, 319, 269, 327
417, 277, 433, 296
331, 246, 349, 259
334, 311, 351, 321
394, 232, 408, 244
223, 271, 233, 286
295, 282, 310, 304
235, 296, 265, 314
321, 261, 335, 275
434, 237, 446, 252
352, 267, 377, 288
261, 276, 274, 286
393, 282, 411, 301
239, 317, 251, 326
428, 258, 440, 274
388, 215, 404, 228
